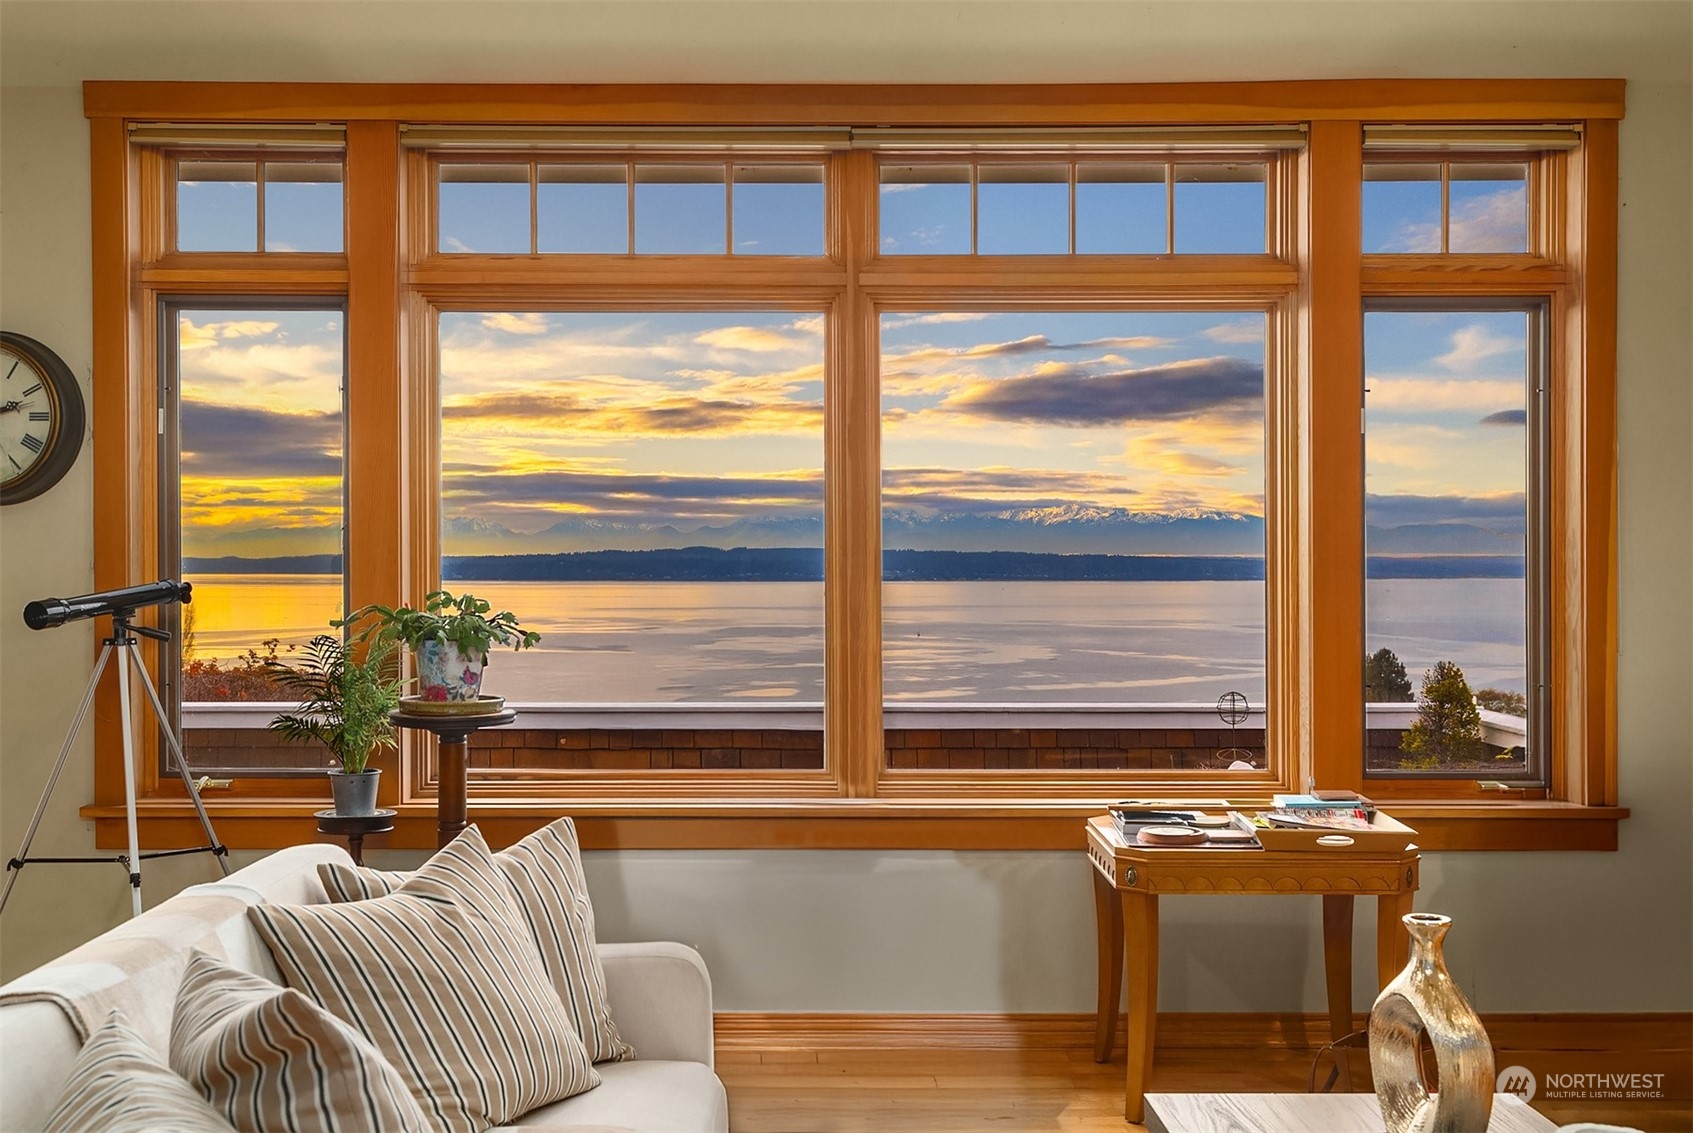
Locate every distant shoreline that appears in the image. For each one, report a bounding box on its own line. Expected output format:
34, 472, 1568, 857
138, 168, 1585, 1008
184, 548, 1527, 581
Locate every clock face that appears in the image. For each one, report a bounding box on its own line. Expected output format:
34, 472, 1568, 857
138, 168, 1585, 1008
0, 333, 85, 504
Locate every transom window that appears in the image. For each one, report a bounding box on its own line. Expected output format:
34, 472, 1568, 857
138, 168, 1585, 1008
175, 157, 345, 253
436, 159, 826, 255
878, 160, 1269, 255
1362, 160, 1531, 254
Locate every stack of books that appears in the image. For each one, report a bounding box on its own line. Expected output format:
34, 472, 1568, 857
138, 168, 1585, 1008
1109, 805, 1205, 842
1109, 804, 1262, 849
1259, 792, 1377, 832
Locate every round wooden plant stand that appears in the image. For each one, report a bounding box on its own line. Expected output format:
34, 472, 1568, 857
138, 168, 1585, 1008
389, 708, 518, 848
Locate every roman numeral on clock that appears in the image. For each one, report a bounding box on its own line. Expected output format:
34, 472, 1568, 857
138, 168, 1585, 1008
29, 411, 50, 421
20, 434, 43, 453
22, 383, 42, 397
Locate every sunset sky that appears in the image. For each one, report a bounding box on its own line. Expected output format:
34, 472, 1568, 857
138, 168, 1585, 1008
174, 305, 1528, 560
172, 171, 1530, 563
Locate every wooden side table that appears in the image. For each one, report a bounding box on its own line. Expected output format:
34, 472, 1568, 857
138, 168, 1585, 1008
389, 708, 517, 848
315, 808, 396, 866
1087, 815, 1420, 1124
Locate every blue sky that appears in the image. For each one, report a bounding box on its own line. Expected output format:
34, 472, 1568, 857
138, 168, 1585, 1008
1362, 166, 1528, 254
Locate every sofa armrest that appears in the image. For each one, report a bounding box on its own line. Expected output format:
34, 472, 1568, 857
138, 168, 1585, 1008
597, 942, 714, 1068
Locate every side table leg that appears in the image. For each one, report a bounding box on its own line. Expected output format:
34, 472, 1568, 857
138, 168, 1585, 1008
1377, 890, 1416, 987
1321, 894, 1356, 1091
347, 833, 365, 867
1122, 889, 1158, 1124
1092, 865, 1124, 1062
438, 735, 469, 850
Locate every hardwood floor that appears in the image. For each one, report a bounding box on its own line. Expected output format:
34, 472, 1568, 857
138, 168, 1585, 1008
719, 1044, 1693, 1132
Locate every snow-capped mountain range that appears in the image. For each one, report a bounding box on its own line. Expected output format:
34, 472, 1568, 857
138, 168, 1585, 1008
443, 505, 1269, 556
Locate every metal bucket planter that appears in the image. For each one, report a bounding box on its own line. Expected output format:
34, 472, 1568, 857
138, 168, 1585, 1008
328, 768, 381, 817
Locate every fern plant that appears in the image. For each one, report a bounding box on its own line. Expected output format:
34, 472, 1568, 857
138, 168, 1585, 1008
266, 635, 404, 774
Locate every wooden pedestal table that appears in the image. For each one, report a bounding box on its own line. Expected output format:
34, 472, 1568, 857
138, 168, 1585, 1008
390, 708, 517, 849
314, 808, 396, 866
1086, 815, 1420, 1124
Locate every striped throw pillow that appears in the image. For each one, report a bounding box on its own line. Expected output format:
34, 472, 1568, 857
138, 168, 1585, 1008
169, 951, 431, 1133
318, 816, 632, 1063
250, 826, 600, 1133
44, 1009, 236, 1133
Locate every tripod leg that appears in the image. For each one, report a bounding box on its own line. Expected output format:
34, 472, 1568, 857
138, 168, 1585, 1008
116, 650, 143, 918
127, 643, 230, 876
0, 645, 116, 915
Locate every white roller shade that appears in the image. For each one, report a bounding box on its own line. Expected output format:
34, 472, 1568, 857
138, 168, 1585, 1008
128, 123, 345, 149
1363, 125, 1583, 152
850, 125, 1307, 153
402, 125, 852, 151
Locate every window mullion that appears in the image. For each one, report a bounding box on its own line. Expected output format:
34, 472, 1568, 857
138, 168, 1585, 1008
344, 121, 407, 808
1303, 120, 1367, 797
830, 149, 884, 799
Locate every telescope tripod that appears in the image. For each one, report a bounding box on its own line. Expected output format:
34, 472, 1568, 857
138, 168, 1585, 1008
1, 611, 230, 919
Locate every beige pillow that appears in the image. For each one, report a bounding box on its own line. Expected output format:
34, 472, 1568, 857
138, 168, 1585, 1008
249, 826, 600, 1133
44, 1009, 236, 1133
318, 815, 632, 1063
170, 950, 431, 1133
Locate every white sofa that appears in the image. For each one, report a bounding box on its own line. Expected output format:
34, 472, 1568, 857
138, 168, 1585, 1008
0, 843, 728, 1132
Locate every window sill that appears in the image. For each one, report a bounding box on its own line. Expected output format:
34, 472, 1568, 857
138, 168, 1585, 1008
83, 798, 1628, 852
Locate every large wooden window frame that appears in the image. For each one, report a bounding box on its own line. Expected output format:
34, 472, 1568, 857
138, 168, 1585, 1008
82, 82, 1627, 852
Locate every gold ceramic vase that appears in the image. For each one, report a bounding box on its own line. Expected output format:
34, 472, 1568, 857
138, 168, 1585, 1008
1369, 913, 1495, 1133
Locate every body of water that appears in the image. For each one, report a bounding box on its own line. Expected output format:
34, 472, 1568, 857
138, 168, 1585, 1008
181, 574, 1526, 703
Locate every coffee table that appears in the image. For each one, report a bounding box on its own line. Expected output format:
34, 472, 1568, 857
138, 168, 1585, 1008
1145, 1092, 1557, 1132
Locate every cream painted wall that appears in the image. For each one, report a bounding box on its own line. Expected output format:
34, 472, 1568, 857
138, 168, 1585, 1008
2, 2, 1689, 1011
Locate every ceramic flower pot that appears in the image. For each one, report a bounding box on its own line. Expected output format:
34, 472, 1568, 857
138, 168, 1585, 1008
1369, 912, 1495, 1133
415, 640, 486, 702
328, 768, 381, 817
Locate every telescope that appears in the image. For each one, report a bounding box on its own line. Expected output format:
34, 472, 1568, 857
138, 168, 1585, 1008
23, 580, 192, 631
5, 574, 226, 919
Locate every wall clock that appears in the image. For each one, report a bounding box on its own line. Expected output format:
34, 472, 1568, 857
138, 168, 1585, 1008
1, 331, 86, 505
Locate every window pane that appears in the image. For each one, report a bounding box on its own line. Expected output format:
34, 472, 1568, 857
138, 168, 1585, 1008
439, 163, 530, 253
439, 311, 825, 720
732, 165, 824, 256
633, 165, 727, 254
263, 162, 344, 253
1449, 163, 1529, 253
178, 161, 258, 252
1172, 163, 1265, 253
977, 164, 1068, 255
1363, 163, 1441, 253
879, 164, 971, 255
880, 311, 1267, 771
538, 165, 628, 254
175, 309, 345, 717
1364, 310, 1532, 777
1076, 163, 1166, 254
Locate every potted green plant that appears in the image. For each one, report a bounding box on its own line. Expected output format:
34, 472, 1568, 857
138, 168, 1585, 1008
266, 634, 404, 815
340, 590, 540, 703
